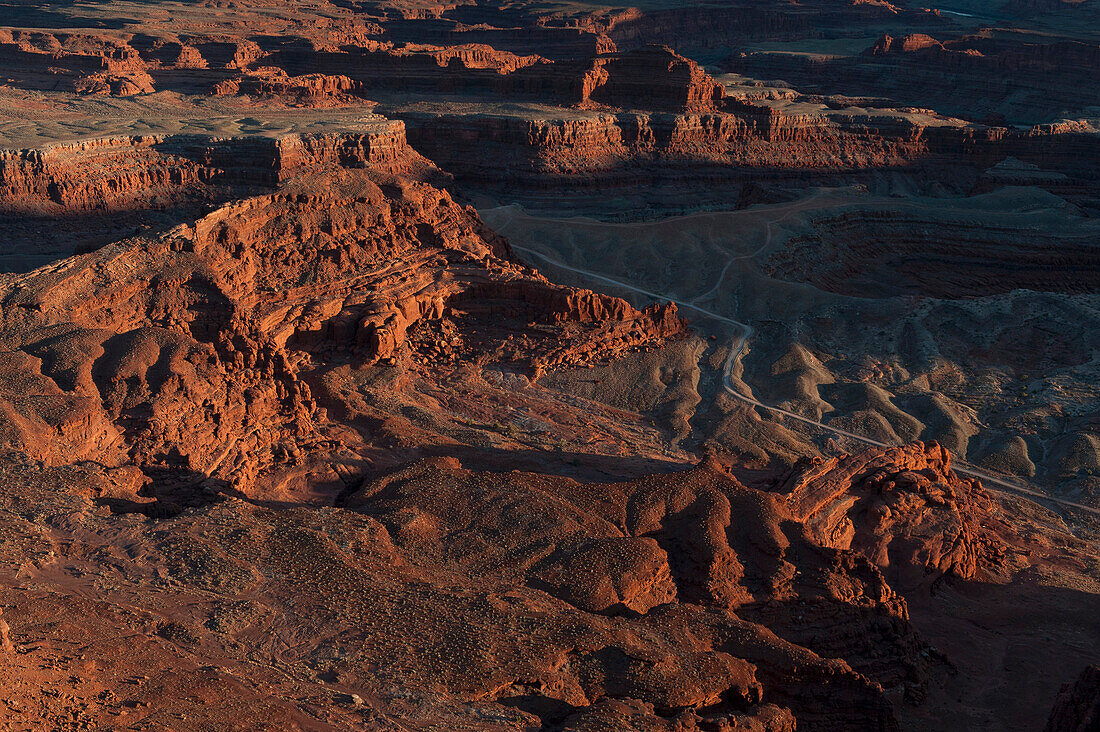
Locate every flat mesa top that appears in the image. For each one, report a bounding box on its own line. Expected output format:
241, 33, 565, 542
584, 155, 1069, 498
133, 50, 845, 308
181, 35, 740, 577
0, 99, 397, 149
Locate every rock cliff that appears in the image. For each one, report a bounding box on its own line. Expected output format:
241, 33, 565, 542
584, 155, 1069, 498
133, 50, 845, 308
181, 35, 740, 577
0, 124, 683, 490
0, 118, 425, 214
727, 30, 1100, 124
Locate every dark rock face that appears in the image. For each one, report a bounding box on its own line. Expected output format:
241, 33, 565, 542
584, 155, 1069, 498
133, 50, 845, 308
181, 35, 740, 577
1046, 666, 1100, 732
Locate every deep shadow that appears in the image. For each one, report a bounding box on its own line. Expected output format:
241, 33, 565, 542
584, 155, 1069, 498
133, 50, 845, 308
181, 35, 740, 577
497, 694, 577, 727
96, 466, 230, 518
0, 2, 129, 29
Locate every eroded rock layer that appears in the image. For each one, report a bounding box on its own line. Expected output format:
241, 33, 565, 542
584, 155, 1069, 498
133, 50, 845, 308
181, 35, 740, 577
0, 1, 1097, 730
0, 125, 683, 492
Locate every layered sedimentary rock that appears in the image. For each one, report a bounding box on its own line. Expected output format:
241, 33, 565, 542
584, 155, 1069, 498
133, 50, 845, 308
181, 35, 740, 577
0, 29, 153, 95
0, 2, 1095, 730
214, 71, 368, 105
725, 30, 1100, 124
401, 97, 1099, 215
402, 102, 969, 180
502, 45, 726, 110
0, 123, 682, 489
0, 117, 422, 214
764, 208, 1100, 298
776, 443, 991, 586
0, 30, 148, 74
380, 20, 615, 60
73, 70, 157, 95
268, 39, 547, 93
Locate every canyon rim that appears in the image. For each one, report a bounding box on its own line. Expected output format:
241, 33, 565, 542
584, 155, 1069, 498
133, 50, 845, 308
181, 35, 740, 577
0, 0, 1098, 730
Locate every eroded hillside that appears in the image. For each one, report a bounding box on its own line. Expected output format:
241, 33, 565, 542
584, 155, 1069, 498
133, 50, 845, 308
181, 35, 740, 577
0, 0, 1097, 730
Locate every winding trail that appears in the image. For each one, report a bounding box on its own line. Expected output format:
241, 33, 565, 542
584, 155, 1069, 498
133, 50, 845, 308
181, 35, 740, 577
497, 207, 1100, 519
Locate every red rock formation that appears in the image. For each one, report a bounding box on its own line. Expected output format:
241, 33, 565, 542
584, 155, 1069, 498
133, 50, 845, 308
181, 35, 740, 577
0, 123, 683, 487
584, 46, 726, 111
0, 30, 147, 74
403, 101, 1100, 215
343, 455, 926, 728
0, 4, 1094, 731
775, 442, 994, 586
215, 71, 368, 105
866, 33, 944, 55
0, 118, 428, 214
190, 37, 265, 70
130, 37, 209, 69
402, 103, 949, 181
446, 281, 682, 374
266, 39, 546, 93
0, 29, 154, 94
504, 45, 726, 111
75, 71, 156, 95
0, 137, 222, 214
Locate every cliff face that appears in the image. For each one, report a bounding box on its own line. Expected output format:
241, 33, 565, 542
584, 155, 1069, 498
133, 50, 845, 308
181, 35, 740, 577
402, 106, 976, 178
501, 45, 726, 111
402, 101, 1099, 213
764, 208, 1100, 298
267, 40, 547, 95
727, 31, 1100, 125
214, 71, 368, 105
0, 118, 426, 214
0, 29, 156, 95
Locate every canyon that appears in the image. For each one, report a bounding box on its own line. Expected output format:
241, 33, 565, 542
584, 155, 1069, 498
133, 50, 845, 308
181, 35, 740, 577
0, 0, 1097, 730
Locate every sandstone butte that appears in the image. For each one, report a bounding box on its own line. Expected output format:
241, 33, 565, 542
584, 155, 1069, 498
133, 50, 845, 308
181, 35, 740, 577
0, 1, 1097, 731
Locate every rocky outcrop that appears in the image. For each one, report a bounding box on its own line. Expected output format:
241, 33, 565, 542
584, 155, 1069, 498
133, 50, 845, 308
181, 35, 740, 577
0, 118, 427, 214
0, 3, 1095, 731
402, 103, 968, 181
189, 37, 265, 70
0, 30, 148, 74
866, 33, 945, 55
0, 124, 683, 486
727, 31, 1100, 124
775, 443, 993, 586
73, 70, 156, 96
129, 37, 209, 69
869, 33, 1100, 75
381, 21, 615, 60
445, 281, 682, 374
343, 455, 939, 729
267, 39, 546, 94
403, 102, 1100, 216
504, 45, 726, 111
0, 29, 154, 94
0, 136, 228, 213
1045, 666, 1100, 732
586, 46, 724, 111
214, 71, 368, 105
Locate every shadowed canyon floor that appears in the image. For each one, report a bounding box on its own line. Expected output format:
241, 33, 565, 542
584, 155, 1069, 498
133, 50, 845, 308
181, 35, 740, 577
0, 0, 1098, 730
